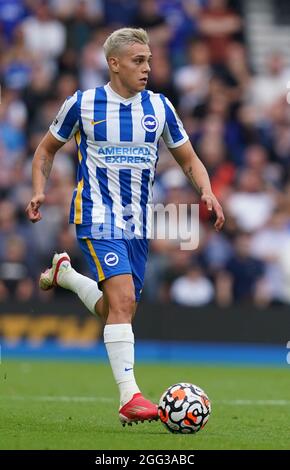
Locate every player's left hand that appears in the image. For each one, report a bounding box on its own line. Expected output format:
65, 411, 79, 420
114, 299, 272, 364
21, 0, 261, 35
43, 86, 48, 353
201, 192, 225, 232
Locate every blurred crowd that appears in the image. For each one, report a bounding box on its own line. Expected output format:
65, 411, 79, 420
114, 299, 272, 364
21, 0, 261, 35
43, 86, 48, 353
1, 0, 290, 308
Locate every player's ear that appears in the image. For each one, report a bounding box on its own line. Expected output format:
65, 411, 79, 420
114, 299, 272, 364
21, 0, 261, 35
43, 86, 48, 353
108, 56, 119, 73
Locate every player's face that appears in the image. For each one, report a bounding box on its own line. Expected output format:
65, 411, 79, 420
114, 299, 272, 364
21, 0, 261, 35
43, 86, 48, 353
111, 43, 152, 95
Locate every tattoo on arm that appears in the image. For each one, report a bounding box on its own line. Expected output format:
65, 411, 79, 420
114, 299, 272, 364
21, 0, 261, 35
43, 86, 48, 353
185, 166, 203, 195
40, 155, 53, 180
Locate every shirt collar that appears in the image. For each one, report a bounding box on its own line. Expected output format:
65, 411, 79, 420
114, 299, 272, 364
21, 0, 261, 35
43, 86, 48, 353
105, 82, 142, 104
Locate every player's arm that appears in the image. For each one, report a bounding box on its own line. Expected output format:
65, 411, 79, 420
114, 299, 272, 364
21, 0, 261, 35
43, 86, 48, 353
170, 140, 225, 231
161, 94, 224, 230
26, 92, 79, 223
25, 132, 64, 223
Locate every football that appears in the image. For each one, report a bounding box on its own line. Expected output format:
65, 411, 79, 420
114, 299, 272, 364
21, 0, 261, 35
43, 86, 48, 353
158, 383, 211, 434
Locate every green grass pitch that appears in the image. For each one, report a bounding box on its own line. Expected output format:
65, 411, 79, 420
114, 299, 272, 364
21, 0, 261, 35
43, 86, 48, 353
0, 360, 289, 450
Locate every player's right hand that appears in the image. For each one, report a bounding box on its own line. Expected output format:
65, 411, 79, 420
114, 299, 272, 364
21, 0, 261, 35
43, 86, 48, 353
25, 193, 45, 223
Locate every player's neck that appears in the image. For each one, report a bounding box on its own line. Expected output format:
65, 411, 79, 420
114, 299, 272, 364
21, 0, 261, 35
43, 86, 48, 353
108, 80, 138, 100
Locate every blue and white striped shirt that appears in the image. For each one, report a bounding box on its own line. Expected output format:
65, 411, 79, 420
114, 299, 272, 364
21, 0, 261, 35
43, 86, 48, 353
49, 83, 188, 238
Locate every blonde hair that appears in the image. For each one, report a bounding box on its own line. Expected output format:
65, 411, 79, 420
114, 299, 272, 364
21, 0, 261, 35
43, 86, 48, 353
103, 27, 149, 59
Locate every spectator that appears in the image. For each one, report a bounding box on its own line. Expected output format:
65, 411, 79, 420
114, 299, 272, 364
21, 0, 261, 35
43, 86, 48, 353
158, 0, 201, 68
2, 26, 33, 90
249, 52, 289, 119
0, 235, 35, 301
103, 0, 138, 27
0, 0, 28, 43
251, 210, 290, 304
21, 1, 66, 68
226, 169, 276, 232
79, 29, 109, 90
63, 0, 104, 52
148, 45, 179, 107
174, 39, 212, 112
216, 233, 267, 306
170, 265, 214, 306
134, 0, 170, 47
199, 0, 243, 65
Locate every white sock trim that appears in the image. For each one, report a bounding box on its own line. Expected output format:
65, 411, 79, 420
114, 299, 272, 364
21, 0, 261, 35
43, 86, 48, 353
103, 323, 134, 344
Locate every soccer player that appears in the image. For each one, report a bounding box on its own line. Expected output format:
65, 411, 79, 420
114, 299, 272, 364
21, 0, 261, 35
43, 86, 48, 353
26, 28, 225, 425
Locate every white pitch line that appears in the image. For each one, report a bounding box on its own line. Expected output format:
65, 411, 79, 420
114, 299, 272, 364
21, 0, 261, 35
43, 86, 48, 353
215, 399, 290, 406
0, 395, 114, 403
0, 396, 289, 405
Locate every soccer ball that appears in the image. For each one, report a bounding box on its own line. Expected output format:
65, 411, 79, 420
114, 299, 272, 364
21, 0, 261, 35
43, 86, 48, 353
158, 383, 211, 434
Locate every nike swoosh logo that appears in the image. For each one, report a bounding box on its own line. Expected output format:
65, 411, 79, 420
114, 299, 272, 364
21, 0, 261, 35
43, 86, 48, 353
125, 367, 133, 372
91, 119, 106, 125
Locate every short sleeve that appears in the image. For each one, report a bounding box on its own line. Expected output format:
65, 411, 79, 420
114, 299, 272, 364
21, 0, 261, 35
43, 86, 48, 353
160, 95, 189, 149
49, 92, 79, 142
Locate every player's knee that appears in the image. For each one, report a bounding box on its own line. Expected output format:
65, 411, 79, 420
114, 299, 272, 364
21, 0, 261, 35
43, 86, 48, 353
108, 290, 135, 322
121, 290, 135, 310
117, 290, 135, 314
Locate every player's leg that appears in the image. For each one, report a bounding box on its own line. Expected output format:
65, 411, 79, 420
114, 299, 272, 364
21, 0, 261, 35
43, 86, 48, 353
39, 252, 106, 319
101, 274, 139, 402
101, 273, 158, 425
78, 236, 157, 423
